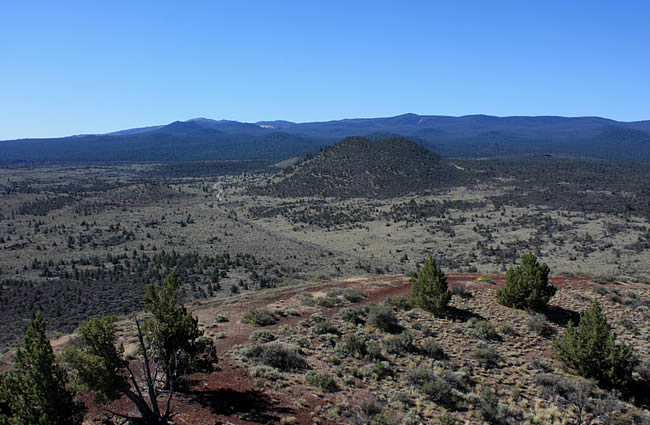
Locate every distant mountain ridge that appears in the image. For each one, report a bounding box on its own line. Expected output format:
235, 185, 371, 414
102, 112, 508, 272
1, 113, 650, 162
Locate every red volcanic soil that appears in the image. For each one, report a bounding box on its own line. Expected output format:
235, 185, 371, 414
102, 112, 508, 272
77, 273, 633, 425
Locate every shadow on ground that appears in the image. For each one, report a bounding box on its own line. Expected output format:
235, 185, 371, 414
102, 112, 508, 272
544, 305, 580, 327
189, 388, 294, 423
446, 306, 485, 322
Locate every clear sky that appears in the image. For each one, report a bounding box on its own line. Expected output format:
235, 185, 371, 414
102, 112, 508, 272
1, 0, 649, 139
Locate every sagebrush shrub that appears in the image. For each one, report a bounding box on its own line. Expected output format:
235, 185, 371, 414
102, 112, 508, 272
250, 365, 282, 381
371, 360, 392, 380
422, 338, 445, 359
385, 295, 413, 311
242, 309, 278, 326
341, 306, 366, 325
365, 339, 384, 360
305, 371, 339, 392
367, 304, 400, 333
343, 288, 366, 303
337, 333, 369, 358
316, 296, 341, 308
249, 329, 276, 343
244, 343, 306, 371
527, 312, 554, 337
472, 343, 501, 369
313, 319, 340, 335
468, 318, 501, 341
407, 366, 458, 409
383, 331, 417, 355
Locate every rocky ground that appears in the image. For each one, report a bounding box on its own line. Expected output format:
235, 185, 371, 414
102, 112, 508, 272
75, 273, 650, 425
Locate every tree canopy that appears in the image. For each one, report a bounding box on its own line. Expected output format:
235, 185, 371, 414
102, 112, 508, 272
144, 271, 216, 384
0, 312, 83, 425
63, 271, 216, 424
410, 257, 452, 316
497, 253, 556, 310
554, 301, 636, 389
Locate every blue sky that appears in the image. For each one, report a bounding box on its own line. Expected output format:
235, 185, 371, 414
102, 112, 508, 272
1, 0, 649, 139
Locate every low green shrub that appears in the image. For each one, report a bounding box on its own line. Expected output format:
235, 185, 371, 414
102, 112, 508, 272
249, 330, 277, 343
407, 366, 459, 409
527, 312, 554, 337
478, 387, 500, 423
367, 303, 401, 333
215, 313, 229, 323
472, 343, 501, 369
343, 288, 366, 303
326, 288, 343, 297
337, 332, 369, 358
250, 365, 282, 381
300, 293, 316, 306
316, 296, 341, 308
468, 318, 501, 341
371, 360, 392, 380
313, 319, 340, 335
365, 339, 384, 360
385, 296, 413, 311
383, 331, 417, 355
305, 371, 339, 392
422, 338, 445, 359
340, 306, 366, 325
243, 343, 306, 371
242, 309, 278, 327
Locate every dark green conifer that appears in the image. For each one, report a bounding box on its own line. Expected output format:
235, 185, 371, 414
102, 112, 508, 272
410, 257, 451, 316
144, 271, 216, 384
0, 312, 83, 425
497, 253, 556, 310
554, 301, 635, 388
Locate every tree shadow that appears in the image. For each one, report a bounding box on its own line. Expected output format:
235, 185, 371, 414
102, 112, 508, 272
543, 305, 579, 327
188, 388, 294, 423
445, 306, 485, 322
629, 380, 650, 409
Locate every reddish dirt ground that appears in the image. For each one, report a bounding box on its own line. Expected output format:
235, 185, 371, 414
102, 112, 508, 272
72, 273, 642, 424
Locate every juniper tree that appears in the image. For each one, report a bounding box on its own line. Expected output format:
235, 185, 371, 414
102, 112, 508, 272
144, 271, 216, 385
497, 253, 556, 310
554, 301, 636, 389
0, 312, 83, 425
410, 257, 451, 316
63, 272, 216, 424
63, 315, 174, 424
